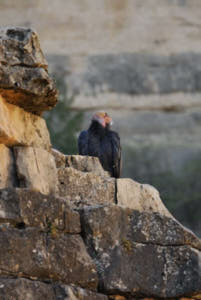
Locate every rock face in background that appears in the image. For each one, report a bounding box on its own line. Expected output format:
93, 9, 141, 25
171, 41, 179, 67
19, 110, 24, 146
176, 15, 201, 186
0, 25, 201, 300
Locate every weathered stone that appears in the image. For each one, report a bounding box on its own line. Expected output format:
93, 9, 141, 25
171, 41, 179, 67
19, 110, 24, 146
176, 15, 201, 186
80, 205, 201, 298
83, 205, 201, 249
117, 178, 172, 217
0, 27, 58, 114
52, 148, 67, 168
0, 96, 51, 150
0, 144, 16, 188
109, 296, 127, 300
0, 277, 55, 300
0, 188, 80, 233
58, 167, 115, 207
52, 150, 110, 177
66, 155, 110, 177
14, 147, 58, 195
0, 277, 108, 300
0, 227, 98, 290
54, 284, 108, 300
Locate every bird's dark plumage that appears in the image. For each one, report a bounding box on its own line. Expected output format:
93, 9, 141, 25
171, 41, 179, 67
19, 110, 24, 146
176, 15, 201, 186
78, 112, 122, 178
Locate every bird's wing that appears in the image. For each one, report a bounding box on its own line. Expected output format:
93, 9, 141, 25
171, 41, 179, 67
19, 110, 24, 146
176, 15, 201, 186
110, 131, 122, 178
78, 130, 89, 155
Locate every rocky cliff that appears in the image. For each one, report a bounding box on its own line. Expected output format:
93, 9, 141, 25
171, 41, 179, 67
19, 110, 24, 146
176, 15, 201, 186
0, 27, 201, 300
0, 0, 200, 235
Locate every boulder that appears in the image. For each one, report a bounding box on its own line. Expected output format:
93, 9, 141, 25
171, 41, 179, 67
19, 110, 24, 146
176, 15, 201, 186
0, 188, 81, 234
66, 155, 110, 177
52, 149, 110, 177
0, 277, 55, 300
0, 96, 51, 150
0, 27, 57, 114
58, 167, 115, 207
14, 147, 58, 195
117, 178, 172, 217
54, 284, 108, 300
0, 227, 98, 290
0, 277, 108, 300
80, 205, 201, 298
0, 144, 16, 188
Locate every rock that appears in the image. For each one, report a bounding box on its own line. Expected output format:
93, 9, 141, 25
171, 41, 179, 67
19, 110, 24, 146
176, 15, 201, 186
0, 188, 81, 233
0, 144, 16, 188
117, 178, 172, 217
14, 147, 58, 195
0, 96, 51, 150
0, 277, 55, 300
80, 205, 201, 298
109, 296, 127, 300
52, 149, 110, 177
66, 155, 110, 177
0, 27, 58, 114
0, 227, 98, 290
68, 53, 201, 99
54, 284, 108, 300
0, 277, 108, 300
52, 148, 67, 168
58, 167, 115, 207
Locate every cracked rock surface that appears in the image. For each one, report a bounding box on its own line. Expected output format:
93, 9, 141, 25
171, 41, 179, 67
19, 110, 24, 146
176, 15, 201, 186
0, 27, 58, 114
80, 205, 201, 298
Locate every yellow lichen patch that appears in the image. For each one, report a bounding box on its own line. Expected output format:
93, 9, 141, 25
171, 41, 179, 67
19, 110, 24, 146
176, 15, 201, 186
121, 238, 132, 252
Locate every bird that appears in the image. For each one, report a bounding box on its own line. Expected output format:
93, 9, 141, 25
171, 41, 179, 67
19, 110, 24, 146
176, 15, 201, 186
78, 111, 122, 178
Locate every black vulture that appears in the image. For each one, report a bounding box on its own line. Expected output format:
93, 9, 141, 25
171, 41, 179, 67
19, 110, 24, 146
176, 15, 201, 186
78, 111, 122, 178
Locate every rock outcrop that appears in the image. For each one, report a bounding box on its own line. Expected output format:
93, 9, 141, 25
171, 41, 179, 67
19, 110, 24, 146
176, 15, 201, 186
0, 27, 201, 299
0, 27, 58, 114
1, 0, 201, 237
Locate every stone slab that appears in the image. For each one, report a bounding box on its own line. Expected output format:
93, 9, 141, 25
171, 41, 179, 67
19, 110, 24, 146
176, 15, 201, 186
14, 147, 58, 195
0, 188, 81, 234
58, 167, 115, 207
0, 96, 51, 150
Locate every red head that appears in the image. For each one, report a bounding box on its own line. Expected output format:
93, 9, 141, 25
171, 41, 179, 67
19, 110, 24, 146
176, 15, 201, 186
92, 111, 112, 128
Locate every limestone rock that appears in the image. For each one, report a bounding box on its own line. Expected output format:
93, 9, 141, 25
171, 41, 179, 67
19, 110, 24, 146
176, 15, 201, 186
0, 144, 16, 188
0, 96, 51, 150
0, 277, 108, 300
58, 167, 115, 207
0, 227, 98, 290
0, 277, 55, 300
0, 188, 80, 234
117, 178, 172, 217
52, 149, 110, 177
0, 27, 58, 114
14, 147, 58, 195
80, 205, 201, 298
54, 284, 108, 300
66, 155, 110, 177
52, 148, 67, 168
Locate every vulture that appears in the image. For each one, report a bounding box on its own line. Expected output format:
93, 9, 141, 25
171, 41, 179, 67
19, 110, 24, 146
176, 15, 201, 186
78, 112, 122, 178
